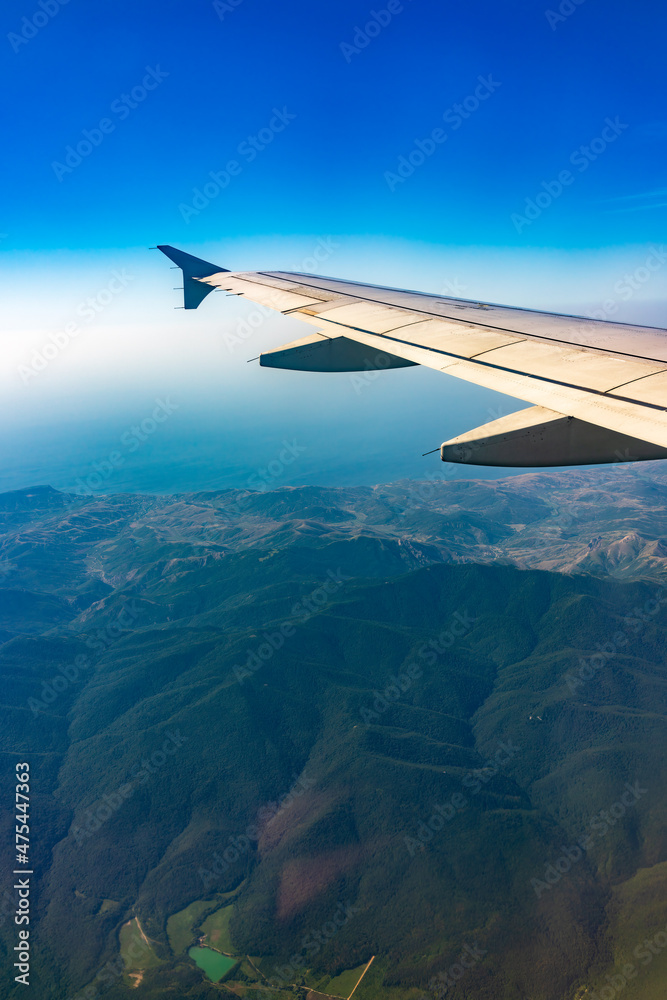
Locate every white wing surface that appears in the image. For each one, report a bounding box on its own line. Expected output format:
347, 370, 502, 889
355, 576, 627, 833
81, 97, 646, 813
158, 245, 667, 467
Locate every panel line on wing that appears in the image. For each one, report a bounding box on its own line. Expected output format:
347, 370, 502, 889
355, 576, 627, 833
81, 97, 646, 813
282, 301, 329, 314
467, 342, 526, 359
253, 272, 667, 365
604, 370, 667, 392
208, 267, 667, 415
340, 326, 667, 414
293, 315, 666, 403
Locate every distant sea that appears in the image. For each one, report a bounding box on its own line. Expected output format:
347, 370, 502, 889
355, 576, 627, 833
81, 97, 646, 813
0, 407, 541, 497
1, 364, 584, 497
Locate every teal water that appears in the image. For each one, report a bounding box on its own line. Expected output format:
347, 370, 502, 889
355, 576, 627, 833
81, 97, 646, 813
0, 374, 533, 496
188, 946, 237, 982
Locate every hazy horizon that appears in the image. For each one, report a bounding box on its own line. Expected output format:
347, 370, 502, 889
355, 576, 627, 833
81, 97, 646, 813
3, 0, 667, 495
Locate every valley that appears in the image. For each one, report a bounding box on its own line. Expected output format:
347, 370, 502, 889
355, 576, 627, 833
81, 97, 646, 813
0, 467, 666, 999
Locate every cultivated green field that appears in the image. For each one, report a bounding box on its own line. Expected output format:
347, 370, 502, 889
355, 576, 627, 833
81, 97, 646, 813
309, 962, 369, 998
119, 918, 162, 972
166, 887, 244, 955
201, 903, 236, 953
166, 898, 219, 955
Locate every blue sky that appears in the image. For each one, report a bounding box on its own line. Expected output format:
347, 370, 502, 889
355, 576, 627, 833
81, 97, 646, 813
3, 0, 667, 250
1, 0, 667, 492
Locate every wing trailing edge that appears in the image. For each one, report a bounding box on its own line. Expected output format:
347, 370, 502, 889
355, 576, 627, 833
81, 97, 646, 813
155, 244, 667, 468
259, 332, 418, 373
440, 406, 667, 467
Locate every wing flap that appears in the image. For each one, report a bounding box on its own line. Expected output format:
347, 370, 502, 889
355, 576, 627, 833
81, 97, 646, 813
357, 318, 525, 357
441, 358, 667, 448
473, 341, 667, 392
440, 405, 667, 466
608, 370, 667, 405
309, 301, 421, 333
160, 248, 667, 461
260, 332, 418, 372
292, 321, 667, 448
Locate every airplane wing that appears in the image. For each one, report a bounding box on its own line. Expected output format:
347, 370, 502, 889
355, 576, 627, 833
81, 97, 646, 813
157, 244, 667, 468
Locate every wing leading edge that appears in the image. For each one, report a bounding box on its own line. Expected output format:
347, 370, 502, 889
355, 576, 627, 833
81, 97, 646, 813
157, 244, 667, 467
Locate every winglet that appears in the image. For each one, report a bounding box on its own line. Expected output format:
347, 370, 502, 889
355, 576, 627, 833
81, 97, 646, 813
156, 244, 229, 309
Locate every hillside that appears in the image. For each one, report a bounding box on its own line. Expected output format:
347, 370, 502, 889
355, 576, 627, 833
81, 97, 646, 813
0, 470, 666, 1000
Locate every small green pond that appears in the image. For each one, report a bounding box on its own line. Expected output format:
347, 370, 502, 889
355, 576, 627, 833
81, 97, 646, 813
188, 945, 237, 982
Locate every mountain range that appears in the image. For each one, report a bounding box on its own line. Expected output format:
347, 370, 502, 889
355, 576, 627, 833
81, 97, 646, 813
0, 465, 666, 1000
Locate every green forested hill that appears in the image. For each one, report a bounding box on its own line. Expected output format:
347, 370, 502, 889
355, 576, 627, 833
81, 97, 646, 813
0, 480, 666, 1000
